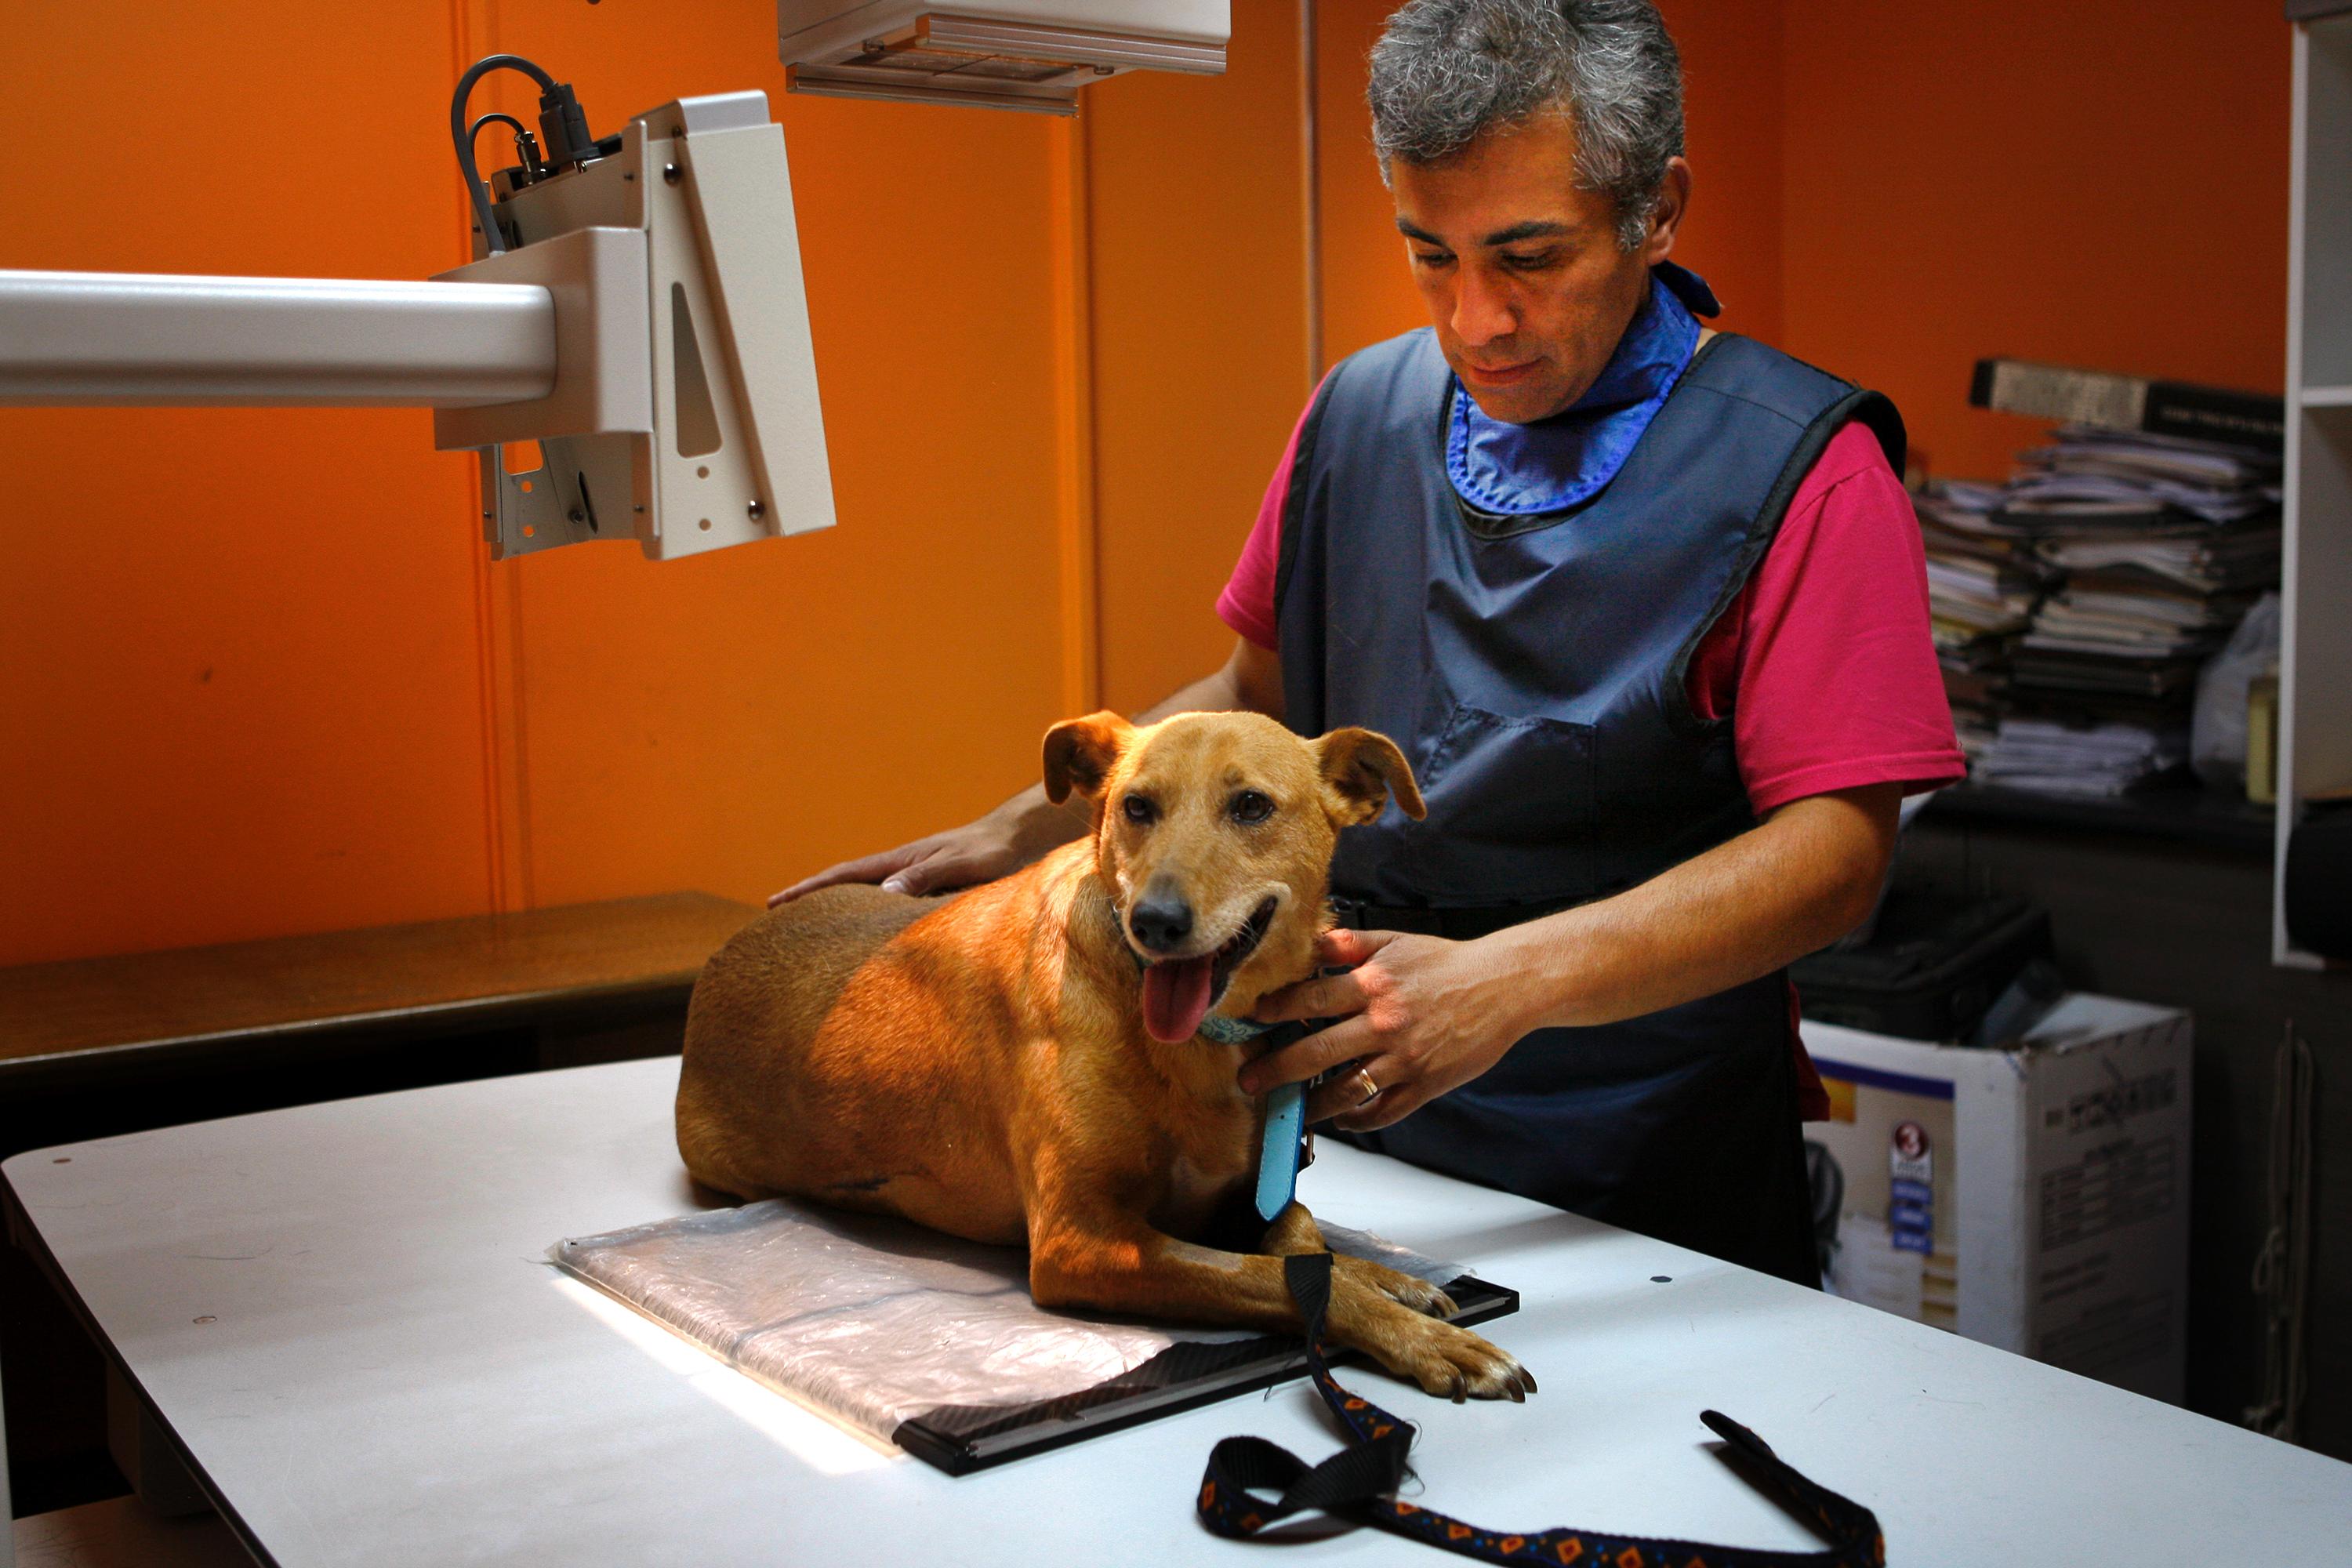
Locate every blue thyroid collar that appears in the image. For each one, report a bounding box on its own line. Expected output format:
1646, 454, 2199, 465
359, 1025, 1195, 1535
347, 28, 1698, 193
1446, 260, 1719, 517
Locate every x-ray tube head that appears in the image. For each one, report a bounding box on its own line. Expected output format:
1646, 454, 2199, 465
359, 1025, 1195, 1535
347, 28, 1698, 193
778, 2, 1229, 115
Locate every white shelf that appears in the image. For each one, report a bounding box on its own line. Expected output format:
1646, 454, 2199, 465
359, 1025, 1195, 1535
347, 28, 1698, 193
2278, 17, 2352, 968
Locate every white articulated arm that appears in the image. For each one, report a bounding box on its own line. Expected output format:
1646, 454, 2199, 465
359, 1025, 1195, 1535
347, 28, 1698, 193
0, 271, 556, 408
0, 85, 831, 563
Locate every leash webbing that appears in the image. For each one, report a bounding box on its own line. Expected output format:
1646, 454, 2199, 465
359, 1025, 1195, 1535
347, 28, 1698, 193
1196, 1252, 1886, 1567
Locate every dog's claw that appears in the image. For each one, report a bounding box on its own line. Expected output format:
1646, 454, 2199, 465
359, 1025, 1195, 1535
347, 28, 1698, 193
1520, 1366, 1538, 1395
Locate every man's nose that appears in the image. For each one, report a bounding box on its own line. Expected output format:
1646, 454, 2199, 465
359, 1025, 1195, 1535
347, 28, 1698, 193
1451, 265, 1515, 347
1130, 886, 1195, 953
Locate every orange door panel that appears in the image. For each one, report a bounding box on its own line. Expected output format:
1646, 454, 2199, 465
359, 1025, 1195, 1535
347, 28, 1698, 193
1087, 0, 1312, 715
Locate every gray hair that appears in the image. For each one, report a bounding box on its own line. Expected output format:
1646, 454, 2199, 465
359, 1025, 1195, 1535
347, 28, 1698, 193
1367, 0, 1684, 250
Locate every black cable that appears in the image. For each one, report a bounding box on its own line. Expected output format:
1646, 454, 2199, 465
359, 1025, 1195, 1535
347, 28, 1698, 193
468, 112, 543, 191
448, 54, 569, 256
467, 111, 530, 145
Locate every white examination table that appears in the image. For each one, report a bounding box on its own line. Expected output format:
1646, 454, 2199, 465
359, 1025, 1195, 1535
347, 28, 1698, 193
3, 1058, 2345, 1566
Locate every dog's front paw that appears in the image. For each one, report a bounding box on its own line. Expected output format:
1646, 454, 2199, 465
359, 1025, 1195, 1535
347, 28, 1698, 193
1391, 1317, 1536, 1404
1337, 1254, 1457, 1319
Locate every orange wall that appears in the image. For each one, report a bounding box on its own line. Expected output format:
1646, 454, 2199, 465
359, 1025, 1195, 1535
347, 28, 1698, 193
1315, 0, 1425, 368
1665, 0, 1786, 346
467, 1, 1077, 913
1780, 1, 2291, 481
0, 2, 2299, 967
0, 0, 1081, 963
1086, 0, 1314, 714
0, 2, 502, 965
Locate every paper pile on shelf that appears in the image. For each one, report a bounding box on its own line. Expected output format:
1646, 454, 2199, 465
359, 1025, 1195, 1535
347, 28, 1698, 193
2008, 426, 2280, 524
1972, 717, 2190, 799
1916, 422, 2280, 796
1914, 485, 2050, 753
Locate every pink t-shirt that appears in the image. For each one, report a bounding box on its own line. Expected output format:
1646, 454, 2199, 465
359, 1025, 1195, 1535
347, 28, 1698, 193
1217, 401, 1965, 817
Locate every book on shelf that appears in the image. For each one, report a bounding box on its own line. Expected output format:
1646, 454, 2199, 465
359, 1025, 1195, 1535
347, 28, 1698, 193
1969, 358, 2285, 452
2007, 649, 2204, 699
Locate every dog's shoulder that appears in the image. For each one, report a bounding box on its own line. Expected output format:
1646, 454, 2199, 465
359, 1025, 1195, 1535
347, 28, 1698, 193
704, 885, 932, 991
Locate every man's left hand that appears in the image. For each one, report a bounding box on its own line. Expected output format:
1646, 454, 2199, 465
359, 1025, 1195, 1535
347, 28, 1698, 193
1239, 927, 1540, 1132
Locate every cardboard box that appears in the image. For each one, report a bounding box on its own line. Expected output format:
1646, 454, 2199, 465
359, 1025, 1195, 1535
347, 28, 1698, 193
1805, 993, 2192, 1404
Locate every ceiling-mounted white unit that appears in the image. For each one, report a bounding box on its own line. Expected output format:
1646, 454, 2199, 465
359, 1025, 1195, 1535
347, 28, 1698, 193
779, 2, 1228, 115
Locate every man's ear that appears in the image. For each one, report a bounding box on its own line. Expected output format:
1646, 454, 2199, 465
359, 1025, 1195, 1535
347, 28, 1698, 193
1641, 155, 1693, 265
1043, 712, 1136, 804
1314, 727, 1425, 826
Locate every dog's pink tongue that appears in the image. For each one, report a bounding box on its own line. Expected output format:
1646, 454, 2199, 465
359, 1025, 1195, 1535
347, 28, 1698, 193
1142, 957, 1217, 1043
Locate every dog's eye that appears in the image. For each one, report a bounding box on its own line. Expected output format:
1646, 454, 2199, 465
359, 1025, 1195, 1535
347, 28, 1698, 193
1122, 794, 1156, 825
1230, 789, 1274, 824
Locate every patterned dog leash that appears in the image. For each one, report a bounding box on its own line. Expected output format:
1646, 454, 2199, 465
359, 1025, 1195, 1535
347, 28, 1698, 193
1196, 1252, 1887, 1567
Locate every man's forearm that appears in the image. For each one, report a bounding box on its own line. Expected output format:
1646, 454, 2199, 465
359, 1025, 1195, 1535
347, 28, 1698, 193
1137, 665, 1250, 724
1483, 785, 1901, 1035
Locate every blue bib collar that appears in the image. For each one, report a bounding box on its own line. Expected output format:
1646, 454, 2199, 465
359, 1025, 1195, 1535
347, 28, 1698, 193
1445, 261, 1719, 517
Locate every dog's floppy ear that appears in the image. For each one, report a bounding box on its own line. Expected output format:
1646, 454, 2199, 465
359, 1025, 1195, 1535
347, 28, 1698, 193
1043, 711, 1136, 804
1315, 727, 1425, 826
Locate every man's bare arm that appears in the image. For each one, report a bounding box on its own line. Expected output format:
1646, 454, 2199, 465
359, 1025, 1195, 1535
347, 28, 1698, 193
774, 637, 1283, 902
1142, 634, 1287, 726
1490, 783, 1898, 1025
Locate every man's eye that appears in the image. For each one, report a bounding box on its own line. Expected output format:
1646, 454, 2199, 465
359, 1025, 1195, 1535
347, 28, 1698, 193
1412, 249, 1454, 267
1123, 795, 1156, 825
1501, 249, 1562, 271
1230, 790, 1274, 825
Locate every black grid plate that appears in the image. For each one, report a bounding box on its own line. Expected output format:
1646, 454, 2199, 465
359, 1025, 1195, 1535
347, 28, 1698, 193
891, 1274, 1518, 1475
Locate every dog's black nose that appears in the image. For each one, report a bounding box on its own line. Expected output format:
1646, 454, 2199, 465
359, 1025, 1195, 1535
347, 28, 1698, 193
1130, 895, 1194, 953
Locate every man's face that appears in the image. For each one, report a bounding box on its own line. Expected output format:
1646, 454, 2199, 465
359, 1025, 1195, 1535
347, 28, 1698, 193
1391, 115, 1686, 425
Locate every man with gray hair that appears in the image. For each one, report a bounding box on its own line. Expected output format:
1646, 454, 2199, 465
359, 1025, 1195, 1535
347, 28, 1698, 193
786, 0, 1961, 1292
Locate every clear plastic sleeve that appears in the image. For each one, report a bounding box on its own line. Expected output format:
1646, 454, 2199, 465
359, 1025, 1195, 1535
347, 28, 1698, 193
552, 1199, 1457, 1446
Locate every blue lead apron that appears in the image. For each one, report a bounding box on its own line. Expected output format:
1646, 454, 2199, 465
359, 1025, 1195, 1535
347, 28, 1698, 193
1273, 326, 1902, 1287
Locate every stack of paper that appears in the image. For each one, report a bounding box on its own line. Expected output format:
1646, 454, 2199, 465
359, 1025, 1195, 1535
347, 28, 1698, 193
1927, 554, 2039, 642
1916, 419, 2279, 796
2009, 426, 2281, 525
1914, 484, 2053, 751
2037, 525, 2283, 597
1973, 717, 2190, 798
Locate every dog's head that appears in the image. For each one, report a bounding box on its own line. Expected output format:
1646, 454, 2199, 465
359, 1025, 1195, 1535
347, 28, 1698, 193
1042, 710, 1424, 1044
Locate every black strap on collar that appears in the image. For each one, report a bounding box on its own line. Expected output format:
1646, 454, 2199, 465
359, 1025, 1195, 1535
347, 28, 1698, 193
1196, 1252, 1886, 1566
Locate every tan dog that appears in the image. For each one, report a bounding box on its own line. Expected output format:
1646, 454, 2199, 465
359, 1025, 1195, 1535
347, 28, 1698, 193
677, 710, 1532, 1400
